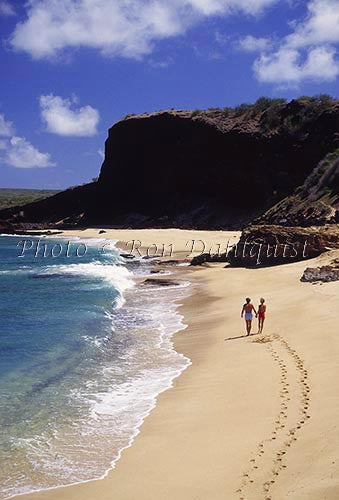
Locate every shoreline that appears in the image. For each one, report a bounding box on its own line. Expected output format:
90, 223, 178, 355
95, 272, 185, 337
8, 229, 339, 500
1, 230, 197, 500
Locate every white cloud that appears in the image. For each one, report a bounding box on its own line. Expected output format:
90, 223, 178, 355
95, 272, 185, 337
237, 35, 272, 52
7, 0, 339, 88
5, 136, 55, 168
0, 113, 55, 168
0, 113, 15, 136
286, 0, 339, 48
0, 1, 15, 16
40, 95, 100, 137
187, 0, 279, 15
254, 45, 339, 84
10, 0, 280, 60
252, 0, 339, 85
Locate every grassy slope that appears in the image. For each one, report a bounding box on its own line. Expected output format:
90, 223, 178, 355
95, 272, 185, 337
0, 188, 61, 211
256, 149, 339, 225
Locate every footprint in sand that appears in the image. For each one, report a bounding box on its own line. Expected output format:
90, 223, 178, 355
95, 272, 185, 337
235, 334, 311, 499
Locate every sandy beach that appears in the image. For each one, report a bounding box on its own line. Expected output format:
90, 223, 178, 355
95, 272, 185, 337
14, 229, 339, 500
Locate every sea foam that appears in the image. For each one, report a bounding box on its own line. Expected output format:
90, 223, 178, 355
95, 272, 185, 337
0, 235, 192, 500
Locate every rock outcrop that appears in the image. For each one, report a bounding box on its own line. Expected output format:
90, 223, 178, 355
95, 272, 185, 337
190, 252, 229, 266
301, 264, 339, 282
228, 225, 339, 267
1, 97, 338, 229
142, 278, 180, 287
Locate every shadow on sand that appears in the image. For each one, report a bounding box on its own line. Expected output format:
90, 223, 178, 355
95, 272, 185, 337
224, 332, 261, 341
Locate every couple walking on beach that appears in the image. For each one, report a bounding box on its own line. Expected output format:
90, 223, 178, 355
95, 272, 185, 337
241, 297, 266, 336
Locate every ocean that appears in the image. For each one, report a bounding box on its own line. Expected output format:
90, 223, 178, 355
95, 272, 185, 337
0, 235, 191, 499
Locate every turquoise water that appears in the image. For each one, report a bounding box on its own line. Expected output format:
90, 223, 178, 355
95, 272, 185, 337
0, 235, 190, 499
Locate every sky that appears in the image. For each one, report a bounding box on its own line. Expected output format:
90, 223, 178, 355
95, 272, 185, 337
0, 0, 338, 189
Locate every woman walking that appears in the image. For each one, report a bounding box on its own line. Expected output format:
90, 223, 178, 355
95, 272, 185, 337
257, 298, 267, 334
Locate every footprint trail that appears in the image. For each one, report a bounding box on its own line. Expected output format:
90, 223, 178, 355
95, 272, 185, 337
236, 334, 311, 500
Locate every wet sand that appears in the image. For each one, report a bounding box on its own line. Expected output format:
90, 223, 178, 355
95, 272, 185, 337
15, 229, 339, 500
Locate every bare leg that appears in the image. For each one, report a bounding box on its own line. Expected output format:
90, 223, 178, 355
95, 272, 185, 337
260, 317, 265, 333
246, 320, 252, 336
258, 317, 262, 333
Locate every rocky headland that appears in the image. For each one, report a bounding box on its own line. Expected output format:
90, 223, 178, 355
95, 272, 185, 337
1, 95, 339, 266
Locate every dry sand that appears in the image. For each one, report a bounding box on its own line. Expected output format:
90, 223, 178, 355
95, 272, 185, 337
15, 229, 339, 500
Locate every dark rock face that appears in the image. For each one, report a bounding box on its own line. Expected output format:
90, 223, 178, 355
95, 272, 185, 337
87, 102, 339, 228
0, 99, 338, 229
257, 150, 339, 227
0, 220, 15, 234
228, 225, 339, 267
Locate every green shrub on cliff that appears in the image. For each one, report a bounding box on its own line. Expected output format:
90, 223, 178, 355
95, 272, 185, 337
252, 97, 286, 113
233, 103, 252, 116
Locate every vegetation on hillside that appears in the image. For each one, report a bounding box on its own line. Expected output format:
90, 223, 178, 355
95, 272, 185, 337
300, 149, 339, 200
0, 188, 61, 211
257, 149, 339, 226
190, 95, 339, 137
196, 94, 338, 119
121, 96, 338, 140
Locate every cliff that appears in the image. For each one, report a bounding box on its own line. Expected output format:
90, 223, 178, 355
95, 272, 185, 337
255, 148, 339, 227
1, 96, 339, 230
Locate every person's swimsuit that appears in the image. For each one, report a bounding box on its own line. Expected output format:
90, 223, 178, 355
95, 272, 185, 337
244, 304, 254, 321
258, 306, 266, 319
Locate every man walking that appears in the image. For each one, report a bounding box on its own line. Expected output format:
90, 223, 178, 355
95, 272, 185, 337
241, 298, 257, 336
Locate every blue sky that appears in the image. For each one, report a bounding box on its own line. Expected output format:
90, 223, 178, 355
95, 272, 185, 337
0, 0, 338, 189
